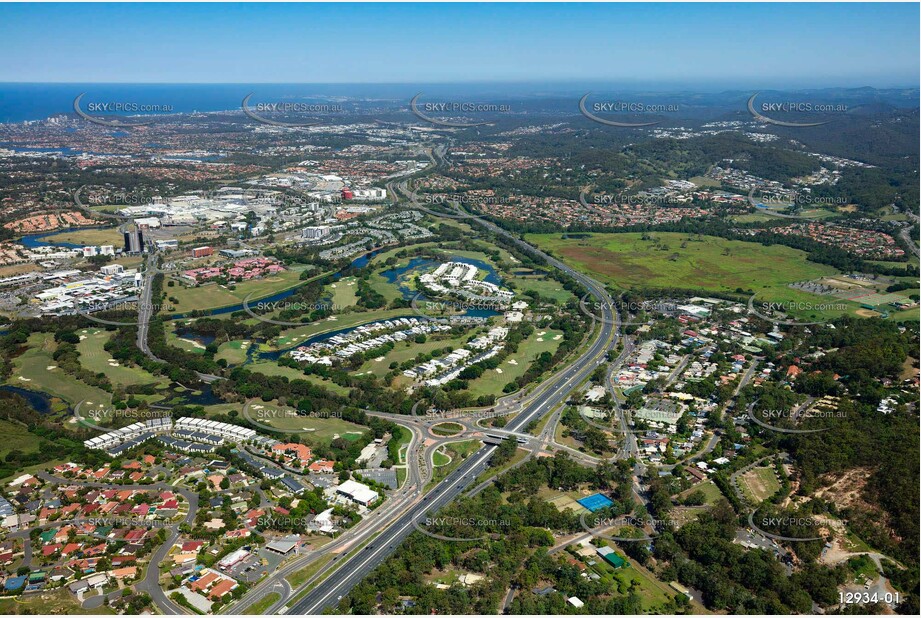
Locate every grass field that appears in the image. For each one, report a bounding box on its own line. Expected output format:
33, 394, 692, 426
528, 232, 852, 319
529, 232, 836, 294
286, 554, 335, 589
687, 175, 721, 188
367, 242, 439, 266
328, 277, 359, 309
508, 275, 574, 303
249, 406, 368, 444
431, 422, 464, 436
162, 265, 308, 314
731, 213, 776, 223
41, 226, 123, 247
247, 361, 352, 396
368, 272, 406, 304
0, 419, 43, 458
432, 449, 451, 466
243, 592, 280, 614
0, 262, 39, 278
739, 467, 781, 504
466, 328, 564, 397
215, 339, 251, 365
0, 588, 115, 615
677, 480, 724, 505
77, 328, 168, 388
427, 440, 482, 489
9, 332, 111, 407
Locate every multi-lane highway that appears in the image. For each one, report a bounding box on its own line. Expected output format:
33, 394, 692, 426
288, 158, 620, 615
136, 250, 222, 383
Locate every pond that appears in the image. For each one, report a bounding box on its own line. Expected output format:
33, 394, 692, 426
0, 384, 57, 414
19, 225, 117, 249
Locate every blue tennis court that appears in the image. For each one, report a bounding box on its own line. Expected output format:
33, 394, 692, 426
577, 493, 614, 512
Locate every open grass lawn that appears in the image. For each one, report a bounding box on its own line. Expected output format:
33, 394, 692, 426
42, 226, 123, 246
615, 563, 689, 612
243, 592, 281, 614
77, 328, 168, 388
431, 422, 464, 436
247, 361, 352, 396
466, 328, 564, 397
9, 332, 111, 407
286, 554, 335, 589
162, 265, 308, 314
427, 439, 482, 489
739, 466, 781, 504
0, 588, 115, 615
0, 262, 39, 278
250, 406, 369, 444
215, 339, 251, 365
676, 480, 724, 505
432, 449, 451, 466
509, 275, 575, 303
528, 232, 853, 320
328, 276, 359, 309
731, 213, 776, 223
687, 175, 721, 188
529, 232, 835, 293
368, 272, 406, 304
868, 257, 919, 271
272, 308, 414, 349
432, 247, 500, 268
0, 419, 43, 458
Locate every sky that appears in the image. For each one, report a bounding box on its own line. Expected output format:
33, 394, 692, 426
0, 2, 918, 87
